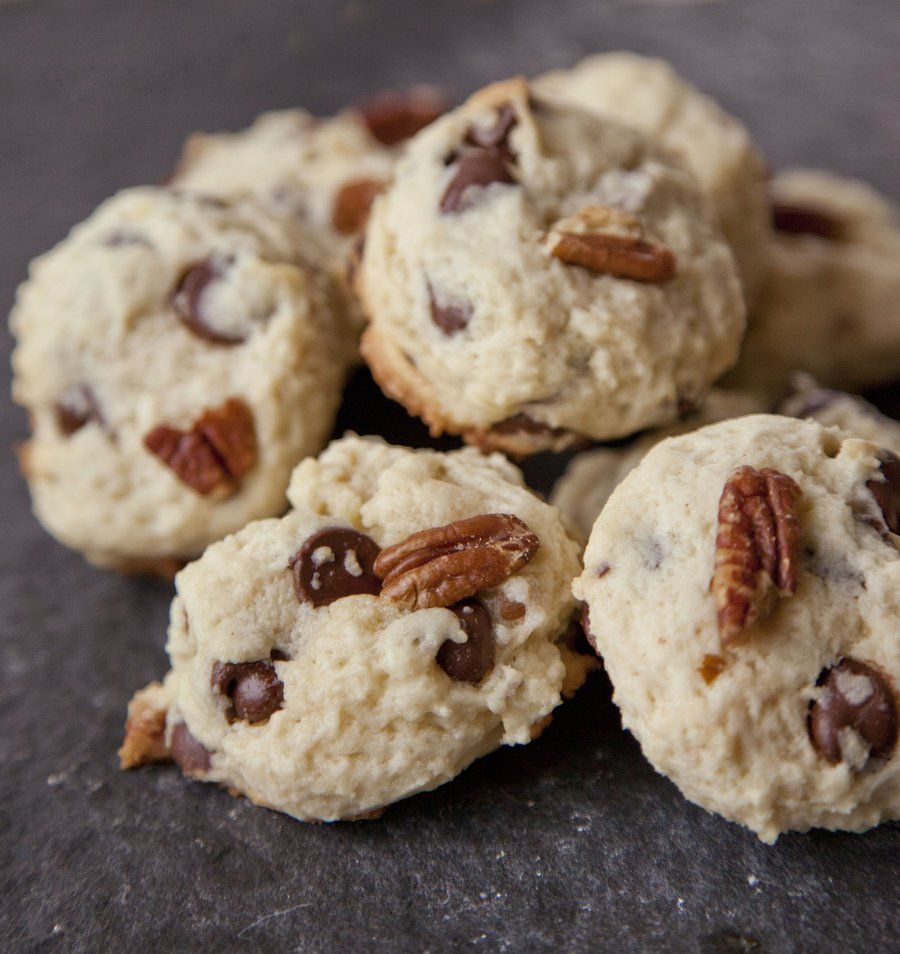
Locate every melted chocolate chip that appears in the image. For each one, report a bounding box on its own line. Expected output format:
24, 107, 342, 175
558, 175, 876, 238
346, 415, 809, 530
172, 258, 245, 345
170, 722, 212, 775
437, 599, 495, 683
290, 527, 382, 607
771, 201, 844, 240
440, 149, 515, 214
211, 660, 284, 724
428, 284, 472, 335
357, 87, 445, 145
808, 657, 897, 765
866, 449, 900, 536
55, 385, 103, 436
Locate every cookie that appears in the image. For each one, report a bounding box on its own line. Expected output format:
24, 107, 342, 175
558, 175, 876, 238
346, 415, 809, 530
551, 390, 767, 541
11, 187, 351, 571
573, 414, 900, 841
535, 52, 770, 305
120, 435, 594, 822
356, 77, 745, 456
727, 170, 900, 394
779, 374, 900, 451
169, 90, 444, 321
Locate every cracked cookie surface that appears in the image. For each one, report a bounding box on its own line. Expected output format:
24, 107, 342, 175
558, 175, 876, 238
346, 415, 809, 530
727, 170, 900, 394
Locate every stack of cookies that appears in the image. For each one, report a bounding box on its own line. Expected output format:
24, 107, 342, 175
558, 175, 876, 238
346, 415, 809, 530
10, 52, 900, 843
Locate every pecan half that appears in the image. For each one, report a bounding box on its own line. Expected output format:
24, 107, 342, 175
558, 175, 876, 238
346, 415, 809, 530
144, 397, 256, 497
713, 466, 803, 646
374, 513, 540, 611
546, 206, 676, 283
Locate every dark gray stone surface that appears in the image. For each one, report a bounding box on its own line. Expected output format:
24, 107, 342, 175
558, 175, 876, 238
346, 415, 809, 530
1, 1, 899, 950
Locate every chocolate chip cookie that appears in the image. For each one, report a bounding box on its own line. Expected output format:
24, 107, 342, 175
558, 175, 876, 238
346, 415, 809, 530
356, 76, 745, 456
170, 90, 443, 328
551, 390, 767, 541
11, 187, 351, 572
727, 170, 900, 394
535, 52, 771, 306
779, 373, 900, 451
574, 414, 899, 841
120, 435, 594, 821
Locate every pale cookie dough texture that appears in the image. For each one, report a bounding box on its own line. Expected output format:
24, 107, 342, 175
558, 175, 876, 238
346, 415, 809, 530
574, 415, 900, 841
357, 77, 745, 456
727, 170, 900, 395
551, 390, 767, 541
168, 94, 442, 325
122, 436, 593, 822
779, 374, 900, 453
11, 186, 351, 571
535, 52, 771, 305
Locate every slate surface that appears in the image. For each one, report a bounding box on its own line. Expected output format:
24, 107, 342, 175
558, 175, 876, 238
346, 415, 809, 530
2, 0, 899, 951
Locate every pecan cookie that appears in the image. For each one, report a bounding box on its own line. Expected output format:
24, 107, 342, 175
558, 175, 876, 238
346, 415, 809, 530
355, 76, 745, 456
170, 90, 443, 329
779, 373, 900, 451
11, 187, 351, 571
574, 414, 900, 841
535, 52, 771, 306
726, 170, 900, 394
551, 390, 767, 541
120, 436, 593, 822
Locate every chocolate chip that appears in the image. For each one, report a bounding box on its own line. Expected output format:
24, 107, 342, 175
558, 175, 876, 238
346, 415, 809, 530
428, 284, 472, 335
808, 657, 897, 764
290, 527, 382, 607
771, 202, 844, 240
440, 148, 515, 214
170, 722, 211, 775
466, 104, 517, 150
332, 178, 385, 235
211, 661, 284, 724
55, 385, 103, 436
437, 599, 495, 683
172, 258, 245, 345
358, 87, 445, 145
866, 450, 900, 536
